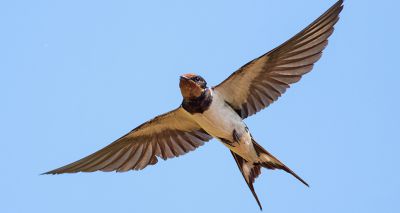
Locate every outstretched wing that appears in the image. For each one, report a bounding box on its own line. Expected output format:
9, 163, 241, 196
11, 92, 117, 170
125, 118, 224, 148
214, 0, 343, 119
44, 107, 212, 174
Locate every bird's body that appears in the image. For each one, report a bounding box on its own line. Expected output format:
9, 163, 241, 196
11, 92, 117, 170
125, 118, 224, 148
44, 1, 344, 210
189, 89, 257, 162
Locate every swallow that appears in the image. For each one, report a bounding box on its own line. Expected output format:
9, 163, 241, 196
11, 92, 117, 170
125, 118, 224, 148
44, 0, 343, 210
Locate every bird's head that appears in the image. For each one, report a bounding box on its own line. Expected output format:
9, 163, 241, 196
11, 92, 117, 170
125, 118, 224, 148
179, 73, 208, 99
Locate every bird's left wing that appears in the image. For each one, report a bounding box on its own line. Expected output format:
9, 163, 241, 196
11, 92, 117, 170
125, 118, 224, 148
44, 107, 212, 174
214, 0, 343, 119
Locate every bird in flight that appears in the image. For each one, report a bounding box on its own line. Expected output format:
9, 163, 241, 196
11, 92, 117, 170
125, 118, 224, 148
44, 0, 343, 210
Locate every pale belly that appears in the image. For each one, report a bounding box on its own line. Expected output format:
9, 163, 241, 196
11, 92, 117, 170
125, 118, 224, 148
191, 91, 258, 162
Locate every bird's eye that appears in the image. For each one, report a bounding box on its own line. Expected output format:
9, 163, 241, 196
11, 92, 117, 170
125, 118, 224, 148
193, 77, 201, 82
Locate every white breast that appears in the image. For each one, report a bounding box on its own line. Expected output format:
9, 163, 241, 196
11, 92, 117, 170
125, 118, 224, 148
191, 90, 245, 140
188, 90, 259, 162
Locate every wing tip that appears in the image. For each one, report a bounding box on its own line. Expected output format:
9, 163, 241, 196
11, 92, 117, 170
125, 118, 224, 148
41, 168, 60, 175
41, 169, 69, 175
40, 171, 51, 175
41, 170, 61, 175
335, 0, 345, 14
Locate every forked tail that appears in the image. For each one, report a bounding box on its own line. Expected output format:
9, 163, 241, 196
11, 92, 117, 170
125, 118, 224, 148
252, 139, 309, 187
230, 139, 308, 210
230, 151, 263, 210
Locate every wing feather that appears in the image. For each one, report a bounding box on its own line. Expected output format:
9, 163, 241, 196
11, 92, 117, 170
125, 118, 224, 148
44, 107, 212, 174
214, 0, 343, 118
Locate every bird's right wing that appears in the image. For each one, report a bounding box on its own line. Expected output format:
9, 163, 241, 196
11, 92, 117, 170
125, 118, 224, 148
44, 107, 212, 174
214, 0, 343, 119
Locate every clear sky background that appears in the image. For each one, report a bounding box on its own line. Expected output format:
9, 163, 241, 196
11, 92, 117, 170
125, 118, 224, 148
1, 0, 399, 212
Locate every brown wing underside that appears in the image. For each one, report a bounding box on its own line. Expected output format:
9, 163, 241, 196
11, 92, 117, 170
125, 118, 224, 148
44, 107, 213, 174
215, 0, 343, 119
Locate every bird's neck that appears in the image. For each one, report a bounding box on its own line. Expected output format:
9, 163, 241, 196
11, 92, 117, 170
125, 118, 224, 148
182, 88, 213, 114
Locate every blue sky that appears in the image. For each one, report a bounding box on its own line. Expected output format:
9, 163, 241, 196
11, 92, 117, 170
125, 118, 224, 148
1, 0, 399, 212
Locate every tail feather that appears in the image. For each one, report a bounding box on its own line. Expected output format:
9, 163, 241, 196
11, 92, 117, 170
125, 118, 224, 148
252, 139, 309, 187
229, 139, 309, 210
230, 151, 263, 210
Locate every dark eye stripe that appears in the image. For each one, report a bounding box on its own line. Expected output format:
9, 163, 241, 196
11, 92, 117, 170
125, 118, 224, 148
192, 77, 200, 81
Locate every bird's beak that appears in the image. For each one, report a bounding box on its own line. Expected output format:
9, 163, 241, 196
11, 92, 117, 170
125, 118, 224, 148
180, 75, 189, 81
